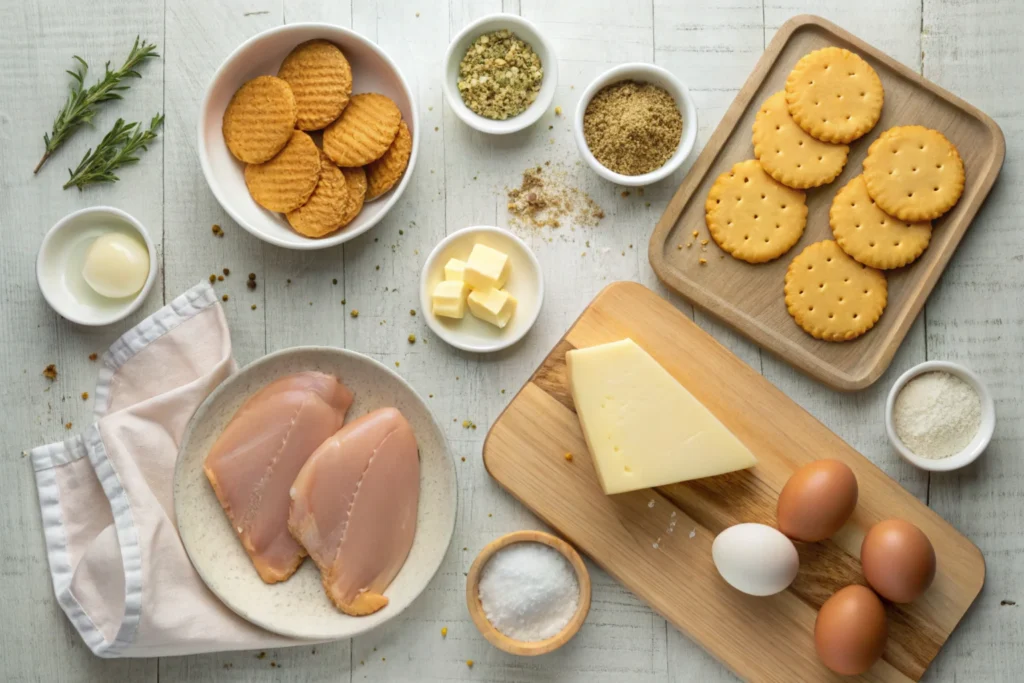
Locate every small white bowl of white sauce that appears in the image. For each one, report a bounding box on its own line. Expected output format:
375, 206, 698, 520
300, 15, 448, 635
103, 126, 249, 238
884, 361, 996, 472
37, 206, 157, 326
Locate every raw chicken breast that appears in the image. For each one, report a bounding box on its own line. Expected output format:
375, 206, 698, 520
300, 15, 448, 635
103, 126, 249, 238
288, 407, 420, 616
204, 372, 353, 583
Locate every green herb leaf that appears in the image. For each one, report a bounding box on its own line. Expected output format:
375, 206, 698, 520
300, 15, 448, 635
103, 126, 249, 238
35, 37, 159, 174
63, 114, 164, 190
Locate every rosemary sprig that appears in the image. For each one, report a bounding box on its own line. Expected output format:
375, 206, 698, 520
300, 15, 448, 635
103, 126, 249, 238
35, 37, 159, 174
64, 114, 164, 191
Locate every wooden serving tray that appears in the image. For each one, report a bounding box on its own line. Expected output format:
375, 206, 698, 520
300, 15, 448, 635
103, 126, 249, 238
648, 15, 1004, 391
484, 282, 984, 683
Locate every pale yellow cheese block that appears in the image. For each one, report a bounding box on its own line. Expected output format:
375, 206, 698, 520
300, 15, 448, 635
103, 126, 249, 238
566, 338, 757, 494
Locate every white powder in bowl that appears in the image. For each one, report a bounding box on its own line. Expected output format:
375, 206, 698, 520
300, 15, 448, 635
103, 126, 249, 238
478, 542, 579, 642
893, 371, 981, 459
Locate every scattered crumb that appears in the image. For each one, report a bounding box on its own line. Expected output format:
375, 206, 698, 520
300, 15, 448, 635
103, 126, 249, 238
677, 244, 683, 251
461, 420, 476, 429
341, 299, 346, 305
81, 392, 89, 400
395, 361, 400, 367
286, 279, 292, 284
223, 268, 230, 276
222, 294, 229, 301
501, 389, 505, 394
64, 422, 73, 430
410, 309, 416, 316
564, 452, 573, 462
554, 106, 562, 116
429, 393, 434, 398
487, 513, 492, 518
466, 660, 474, 668
441, 627, 447, 637
88, 353, 98, 361
461, 457, 466, 462
251, 304, 257, 310
700, 239, 709, 246
698, 258, 707, 266
350, 310, 359, 318
270, 662, 277, 668
548, 124, 553, 130
211, 224, 222, 237
217, 275, 224, 281
1002, 600, 1017, 606
257, 652, 266, 659
621, 191, 630, 198
209, 274, 216, 283
415, 11, 419, 16
645, 202, 651, 207
247, 279, 256, 290
43, 364, 57, 380
408, 334, 416, 343
376, 265, 380, 271
332, 278, 338, 285
686, 242, 692, 248
692, 230, 699, 238
434, 126, 439, 132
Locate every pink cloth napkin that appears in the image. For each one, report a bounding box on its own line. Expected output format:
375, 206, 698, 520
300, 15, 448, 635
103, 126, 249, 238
31, 283, 298, 657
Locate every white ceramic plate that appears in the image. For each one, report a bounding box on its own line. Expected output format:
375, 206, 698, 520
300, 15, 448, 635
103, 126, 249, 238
174, 347, 456, 640
198, 24, 419, 250
419, 226, 544, 353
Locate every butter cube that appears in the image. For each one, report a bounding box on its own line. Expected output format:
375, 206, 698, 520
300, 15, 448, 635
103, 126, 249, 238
444, 258, 467, 281
464, 244, 510, 291
467, 288, 517, 328
432, 280, 470, 319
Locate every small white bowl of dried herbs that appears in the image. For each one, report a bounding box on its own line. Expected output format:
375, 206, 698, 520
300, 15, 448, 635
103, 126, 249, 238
443, 14, 558, 135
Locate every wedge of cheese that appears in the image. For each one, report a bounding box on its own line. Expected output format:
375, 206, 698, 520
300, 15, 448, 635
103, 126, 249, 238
566, 338, 757, 495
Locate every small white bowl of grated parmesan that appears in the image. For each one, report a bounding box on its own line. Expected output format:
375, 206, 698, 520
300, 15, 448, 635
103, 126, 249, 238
885, 361, 996, 472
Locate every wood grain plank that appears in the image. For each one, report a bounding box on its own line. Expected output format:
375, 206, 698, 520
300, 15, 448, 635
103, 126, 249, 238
920, 1, 1024, 680
485, 281, 985, 682
0, 0, 163, 680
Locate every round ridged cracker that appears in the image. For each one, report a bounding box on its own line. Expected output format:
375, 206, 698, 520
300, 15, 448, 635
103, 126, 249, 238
705, 159, 808, 264
365, 120, 412, 200
785, 47, 883, 144
752, 91, 849, 189
286, 153, 351, 238
244, 130, 321, 213
830, 175, 932, 269
784, 240, 888, 342
277, 40, 353, 131
337, 166, 368, 228
862, 125, 965, 221
322, 93, 402, 167
222, 75, 297, 163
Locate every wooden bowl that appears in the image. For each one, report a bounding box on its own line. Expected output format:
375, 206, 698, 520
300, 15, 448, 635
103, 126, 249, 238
465, 530, 591, 656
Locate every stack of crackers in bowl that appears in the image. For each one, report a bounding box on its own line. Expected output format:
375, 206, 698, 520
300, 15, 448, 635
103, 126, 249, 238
705, 47, 965, 342
222, 40, 413, 240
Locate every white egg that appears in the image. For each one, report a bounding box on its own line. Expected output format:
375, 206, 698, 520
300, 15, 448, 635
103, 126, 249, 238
712, 523, 799, 596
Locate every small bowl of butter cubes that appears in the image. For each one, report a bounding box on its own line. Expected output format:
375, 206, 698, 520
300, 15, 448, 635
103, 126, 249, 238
420, 226, 543, 352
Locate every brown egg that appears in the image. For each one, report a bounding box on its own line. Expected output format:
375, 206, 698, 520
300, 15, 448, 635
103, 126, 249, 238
777, 459, 858, 542
861, 519, 936, 603
815, 584, 888, 675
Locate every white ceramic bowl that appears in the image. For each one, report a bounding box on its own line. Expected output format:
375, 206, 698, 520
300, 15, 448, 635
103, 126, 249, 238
884, 361, 996, 472
174, 346, 457, 640
574, 63, 698, 187
36, 206, 158, 326
198, 23, 418, 250
420, 226, 543, 353
443, 14, 557, 135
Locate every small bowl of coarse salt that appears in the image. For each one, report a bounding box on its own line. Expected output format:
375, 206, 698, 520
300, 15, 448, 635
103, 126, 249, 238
885, 361, 996, 472
466, 530, 591, 656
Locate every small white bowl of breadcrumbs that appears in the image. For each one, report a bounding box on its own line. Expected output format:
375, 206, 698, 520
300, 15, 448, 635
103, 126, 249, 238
443, 14, 557, 135
574, 63, 697, 187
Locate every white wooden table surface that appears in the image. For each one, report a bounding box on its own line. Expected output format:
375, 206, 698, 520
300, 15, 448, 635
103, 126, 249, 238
2, 0, 1021, 681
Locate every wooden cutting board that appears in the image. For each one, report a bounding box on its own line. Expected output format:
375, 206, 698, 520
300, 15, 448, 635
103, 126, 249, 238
648, 15, 1005, 391
484, 282, 984, 683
